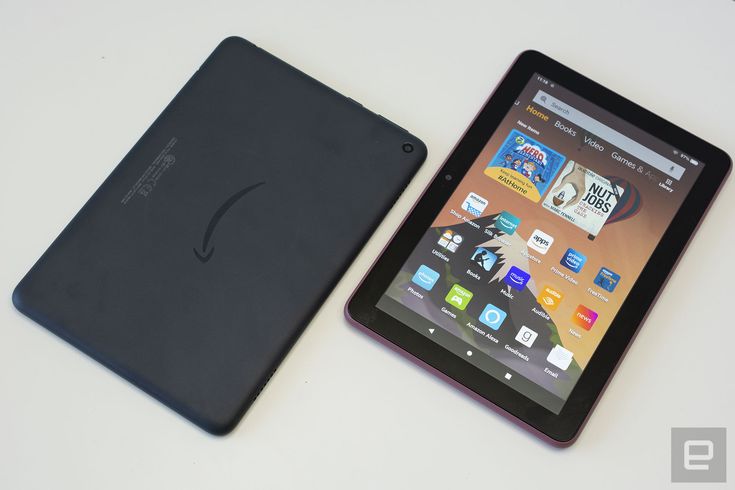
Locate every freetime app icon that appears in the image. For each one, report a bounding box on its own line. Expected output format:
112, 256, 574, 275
479, 304, 507, 330
503, 266, 531, 291
445, 284, 473, 310
461, 192, 488, 217
496, 211, 520, 235
527, 228, 554, 254
594, 267, 621, 292
560, 248, 586, 273
470, 247, 498, 272
411, 265, 440, 291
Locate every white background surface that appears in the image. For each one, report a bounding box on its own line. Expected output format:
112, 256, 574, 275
1, 1, 733, 488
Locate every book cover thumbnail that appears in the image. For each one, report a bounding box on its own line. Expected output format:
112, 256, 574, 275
542, 160, 625, 239
484, 129, 566, 202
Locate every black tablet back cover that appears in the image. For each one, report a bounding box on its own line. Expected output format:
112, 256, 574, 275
13, 37, 426, 434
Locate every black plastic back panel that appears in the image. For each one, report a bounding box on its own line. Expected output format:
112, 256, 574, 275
13, 37, 426, 434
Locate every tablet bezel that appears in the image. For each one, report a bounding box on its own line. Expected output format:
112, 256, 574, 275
346, 50, 731, 445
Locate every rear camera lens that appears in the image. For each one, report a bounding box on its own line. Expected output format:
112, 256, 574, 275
402, 143, 414, 153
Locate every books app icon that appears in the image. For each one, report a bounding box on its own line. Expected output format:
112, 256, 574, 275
470, 247, 498, 272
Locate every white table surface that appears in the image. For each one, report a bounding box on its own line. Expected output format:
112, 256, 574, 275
1, 1, 733, 488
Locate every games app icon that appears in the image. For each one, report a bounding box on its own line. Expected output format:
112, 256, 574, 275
470, 247, 498, 272
445, 284, 473, 311
503, 266, 531, 291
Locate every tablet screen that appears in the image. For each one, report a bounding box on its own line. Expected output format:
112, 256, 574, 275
376, 73, 704, 413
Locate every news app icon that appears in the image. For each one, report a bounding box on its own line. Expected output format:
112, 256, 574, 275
411, 265, 440, 291
560, 248, 586, 273
527, 228, 554, 254
461, 192, 488, 217
571, 304, 598, 331
503, 266, 531, 291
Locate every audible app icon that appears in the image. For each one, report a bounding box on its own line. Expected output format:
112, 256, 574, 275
538, 285, 563, 311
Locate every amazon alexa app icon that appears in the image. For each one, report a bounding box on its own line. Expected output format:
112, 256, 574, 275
479, 304, 507, 330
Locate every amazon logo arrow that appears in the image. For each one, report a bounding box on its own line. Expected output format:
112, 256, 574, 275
193, 182, 265, 263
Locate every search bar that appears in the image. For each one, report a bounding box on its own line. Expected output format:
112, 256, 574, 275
532, 90, 685, 180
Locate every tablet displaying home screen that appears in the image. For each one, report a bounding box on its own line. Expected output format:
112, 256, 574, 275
376, 73, 704, 413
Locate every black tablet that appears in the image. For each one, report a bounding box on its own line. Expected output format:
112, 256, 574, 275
346, 50, 730, 445
13, 36, 426, 435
